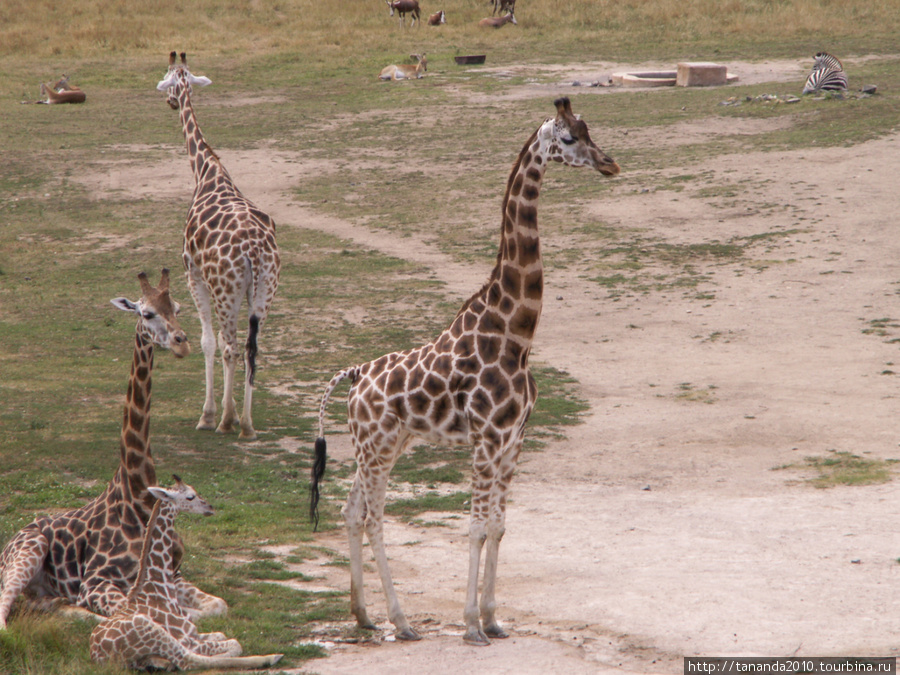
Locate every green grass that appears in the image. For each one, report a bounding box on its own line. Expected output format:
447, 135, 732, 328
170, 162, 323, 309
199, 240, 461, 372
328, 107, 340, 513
2, 0, 900, 671
775, 450, 899, 488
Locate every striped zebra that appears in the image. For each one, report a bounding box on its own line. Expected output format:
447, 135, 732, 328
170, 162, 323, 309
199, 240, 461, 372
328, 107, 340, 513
803, 66, 848, 94
813, 51, 844, 72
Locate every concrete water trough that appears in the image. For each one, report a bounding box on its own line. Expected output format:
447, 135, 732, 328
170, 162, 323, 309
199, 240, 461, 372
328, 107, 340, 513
612, 62, 739, 88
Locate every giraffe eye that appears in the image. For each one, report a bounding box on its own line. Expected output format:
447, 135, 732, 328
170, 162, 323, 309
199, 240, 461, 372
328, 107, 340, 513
143, 311, 156, 320
561, 136, 577, 146
187, 495, 195, 501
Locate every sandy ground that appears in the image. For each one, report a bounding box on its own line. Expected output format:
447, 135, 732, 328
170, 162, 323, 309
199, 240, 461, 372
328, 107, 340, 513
73, 58, 900, 673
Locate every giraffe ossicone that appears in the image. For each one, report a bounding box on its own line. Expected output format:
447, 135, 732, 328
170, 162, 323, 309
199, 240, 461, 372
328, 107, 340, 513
309, 97, 619, 645
0, 270, 225, 630
90, 476, 283, 671
158, 51, 281, 441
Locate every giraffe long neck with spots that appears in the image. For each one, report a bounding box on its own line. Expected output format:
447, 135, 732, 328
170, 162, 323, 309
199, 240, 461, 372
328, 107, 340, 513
107, 328, 158, 519
174, 84, 234, 197
464, 126, 547, 352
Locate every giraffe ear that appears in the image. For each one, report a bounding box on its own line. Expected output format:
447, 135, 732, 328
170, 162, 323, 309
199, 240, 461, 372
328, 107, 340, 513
110, 297, 138, 313
147, 486, 169, 501
186, 73, 212, 88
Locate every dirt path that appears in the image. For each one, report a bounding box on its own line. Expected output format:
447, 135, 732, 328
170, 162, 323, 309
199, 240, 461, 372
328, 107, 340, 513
73, 60, 900, 673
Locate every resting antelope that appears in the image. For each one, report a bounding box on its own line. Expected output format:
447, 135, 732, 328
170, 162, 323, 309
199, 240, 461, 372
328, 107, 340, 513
491, 0, 515, 16
22, 75, 86, 104
386, 0, 420, 27
379, 54, 427, 81
428, 10, 446, 25
479, 11, 517, 28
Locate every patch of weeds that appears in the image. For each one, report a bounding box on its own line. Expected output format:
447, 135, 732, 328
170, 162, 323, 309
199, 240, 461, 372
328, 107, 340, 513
384, 491, 470, 518
776, 450, 898, 488
675, 382, 717, 404
861, 317, 900, 338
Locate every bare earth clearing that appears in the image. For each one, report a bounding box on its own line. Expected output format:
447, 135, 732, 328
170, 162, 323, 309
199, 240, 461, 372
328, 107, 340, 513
75, 59, 900, 673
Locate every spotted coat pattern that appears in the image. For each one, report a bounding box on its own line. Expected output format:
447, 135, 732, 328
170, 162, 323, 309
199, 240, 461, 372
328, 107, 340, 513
90, 478, 282, 670
0, 271, 224, 629
310, 98, 621, 646
158, 52, 281, 440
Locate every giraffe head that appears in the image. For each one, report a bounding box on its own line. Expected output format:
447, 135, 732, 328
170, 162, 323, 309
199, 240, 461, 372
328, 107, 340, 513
540, 97, 620, 176
156, 51, 211, 110
110, 269, 191, 358
147, 475, 214, 517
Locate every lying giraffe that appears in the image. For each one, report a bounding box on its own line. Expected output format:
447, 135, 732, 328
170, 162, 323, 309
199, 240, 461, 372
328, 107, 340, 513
310, 97, 620, 645
0, 270, 225, 630
91, 477, 283, 671
157, 52, 281, 441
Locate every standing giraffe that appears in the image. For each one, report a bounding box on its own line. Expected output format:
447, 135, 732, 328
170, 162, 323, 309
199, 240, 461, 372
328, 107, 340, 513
0, 270, 226, 629
156, 51, 281, 441
91, 476, 283, 671
310, 98, 620, 645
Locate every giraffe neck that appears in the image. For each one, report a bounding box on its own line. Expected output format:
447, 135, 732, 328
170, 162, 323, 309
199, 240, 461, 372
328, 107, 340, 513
111, 329, 158, 517
129, 501, 175, 596
176, 84, 225, 189
478, 128, 547, 344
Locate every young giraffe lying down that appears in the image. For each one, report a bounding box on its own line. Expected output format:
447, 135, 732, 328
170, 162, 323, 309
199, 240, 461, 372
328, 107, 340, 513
90, 477, 283, 671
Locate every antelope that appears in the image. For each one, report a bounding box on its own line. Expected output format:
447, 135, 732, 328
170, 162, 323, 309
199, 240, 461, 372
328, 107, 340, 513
491, 0, 515, 16
428, 9, 446, 25
386, 0, 420, 27
22, 75, 86, 104
479, 11, 517, 28
379, 54, 427, 81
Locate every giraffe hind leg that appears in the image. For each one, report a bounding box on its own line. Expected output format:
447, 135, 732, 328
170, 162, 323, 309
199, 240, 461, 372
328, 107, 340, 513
358, 436, 420, 641
0, 529, 49, 629
343, 475, 376, 630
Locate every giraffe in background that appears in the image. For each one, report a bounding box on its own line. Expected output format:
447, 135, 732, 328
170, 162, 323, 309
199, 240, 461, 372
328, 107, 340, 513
157, 52, 281, 441
0, 270, 225, 629
310, 98, 620, 645
91, 476, 283, 671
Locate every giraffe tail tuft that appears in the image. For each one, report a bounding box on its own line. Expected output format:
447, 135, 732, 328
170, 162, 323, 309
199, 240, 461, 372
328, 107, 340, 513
310, 367, 359, 531
246, 315, 259, 386
310, 437, 327, 531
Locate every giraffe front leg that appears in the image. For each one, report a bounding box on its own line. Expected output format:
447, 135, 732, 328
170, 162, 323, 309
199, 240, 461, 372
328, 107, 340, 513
480, 453, 518, 640
0, 529, 49, 629
463, 517, 490, 646
173, 574, 227, 619
186, 265, 217, 430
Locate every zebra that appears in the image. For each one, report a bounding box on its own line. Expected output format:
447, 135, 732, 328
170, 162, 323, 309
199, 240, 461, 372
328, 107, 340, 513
803, 66, 848, 94
813, 51, 844, 72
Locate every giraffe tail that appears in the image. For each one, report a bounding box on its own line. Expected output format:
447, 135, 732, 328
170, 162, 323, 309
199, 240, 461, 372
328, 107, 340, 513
310, 367, 359, 531
246, 315, 259, 386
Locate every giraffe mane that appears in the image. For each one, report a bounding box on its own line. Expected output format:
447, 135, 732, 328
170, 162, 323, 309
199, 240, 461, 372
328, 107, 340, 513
128, 499, 162, 600
454, 125, 541, 319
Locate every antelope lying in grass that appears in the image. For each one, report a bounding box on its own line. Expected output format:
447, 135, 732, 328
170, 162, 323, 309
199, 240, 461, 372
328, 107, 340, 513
386, 0, 420, 27
428, 9, 446, 25
479, 11, 517, 28
379, 54, 427, 81
22, 75, 86, 104
491, 0, 515, 16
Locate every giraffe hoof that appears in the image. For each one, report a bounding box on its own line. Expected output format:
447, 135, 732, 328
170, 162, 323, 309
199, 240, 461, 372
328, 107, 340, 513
463, 628, 491, 646
395, 627, 422, 641
196, 420, 216, 431
238, 429, 257, 441
484, 624, 509, 639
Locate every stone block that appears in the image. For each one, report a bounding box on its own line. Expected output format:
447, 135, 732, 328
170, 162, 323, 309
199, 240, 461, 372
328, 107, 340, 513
676, 62, 728, 87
